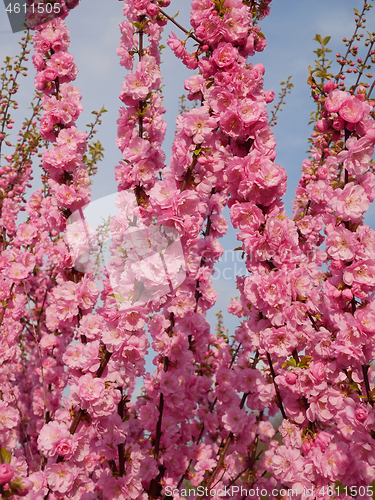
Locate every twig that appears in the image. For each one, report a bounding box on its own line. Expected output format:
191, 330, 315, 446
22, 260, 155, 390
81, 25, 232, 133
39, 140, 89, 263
362, 364, 373, 406
118, 388, 126, 476
0, 282, 14, 328
266, 352, 287, 419
158, 8, 200, 44
24, 285, 48, 426
368, 78, 375, 98
196, 392, 249, 500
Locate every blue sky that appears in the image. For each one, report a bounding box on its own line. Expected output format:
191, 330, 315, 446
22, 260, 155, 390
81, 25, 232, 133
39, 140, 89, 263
1, 0, 375, 337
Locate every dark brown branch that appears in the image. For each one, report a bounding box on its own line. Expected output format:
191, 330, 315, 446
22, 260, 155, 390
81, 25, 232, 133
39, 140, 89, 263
96, 348, 112, 378
154, 393, 165, 460
158, 8, 200, 44
118, 387, 126, 476
266, 352, 287, 419
368, 78, 375, 99
139, 16, 145, 137
362, 364, 373, 406
180, 153, 198, 192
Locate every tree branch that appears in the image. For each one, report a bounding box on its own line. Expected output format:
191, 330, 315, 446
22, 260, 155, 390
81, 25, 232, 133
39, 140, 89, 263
266, 352, 287, 419
158, 8, 200, 44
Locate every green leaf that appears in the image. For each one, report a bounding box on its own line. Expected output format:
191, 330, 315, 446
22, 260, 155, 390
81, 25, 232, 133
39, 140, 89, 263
109, 292, 125, 303
323, 36, 331, 46
282, 358, 297, 368
314, 34, 323, 44
298, 356, 312, 368
0, 446, 12, 464
349, 381, 360, 392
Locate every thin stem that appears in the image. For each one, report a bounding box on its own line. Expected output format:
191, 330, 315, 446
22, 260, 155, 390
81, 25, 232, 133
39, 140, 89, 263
154, 393, 165, 460
118, 388, 126, 476
0, 282, 14, 328
139, 16, 145, 137
158, 8, 200, 44
153, 354, 170, 461
196, 392, 249, 500
0, 32, 31, 164
180, 153, 198, 192
368, 78, 375, 98
25, 286, 48, 427
8, 383, 38, 471
334, 0, 368, 84
353, 39, 375, 90
196, 432, 233, 500
175, 342, 244, 492
266, 352, 287, 419
362, 364, 373, 406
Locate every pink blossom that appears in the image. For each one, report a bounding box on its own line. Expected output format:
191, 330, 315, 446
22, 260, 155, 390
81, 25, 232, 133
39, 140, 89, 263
167, 32, 186, 59
338, 134, 375, 176
262, 327, 298, 357
279, 420, 302, 448
220, 109, 243, 137
55, 438, 78, 459
222, 408, 247, 434
77, 374, 105, 403
343, 260, 375, 288
326, 224, 357, 261
0, 463, 14, 484
212, 42, 238, 67
257, 421, 275, 442
272, 446, 304, 483
0, 402, 19, 431
330, 182, 370, 222
45, 463, 77, 494
37, 421, 71, 457
182, 106, 217, 144
325, 89, 349, 112
339, 95, 364, 123
355, 305, 375, 335
320, 442, 350, 481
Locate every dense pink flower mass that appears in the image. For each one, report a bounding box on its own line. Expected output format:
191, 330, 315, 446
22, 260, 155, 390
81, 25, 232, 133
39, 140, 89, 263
1, 0, 375, 498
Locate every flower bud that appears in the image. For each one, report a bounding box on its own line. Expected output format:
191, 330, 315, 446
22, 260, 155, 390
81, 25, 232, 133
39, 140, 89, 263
0, 464, 15, 484
323, 81, 336, 93
146, 3, 158, 16
285, 372, 297, 384
264, 90, 275, 103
